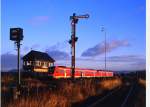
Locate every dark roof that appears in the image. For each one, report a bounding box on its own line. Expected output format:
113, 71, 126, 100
23, 50, 55, 62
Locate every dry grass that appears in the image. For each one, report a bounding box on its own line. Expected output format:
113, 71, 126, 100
7, 79, 98, 107
1, 85, 9, 92
139, 78, 146, 88
6, 78, 122, 107
99, 77, 122, 90
8, 92, 70, 107
23, 77, 47, 88
1, 74, 15, 84
59, 79, 97, 103
1, 74, 15, 93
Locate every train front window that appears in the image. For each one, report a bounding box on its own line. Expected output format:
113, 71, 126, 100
48, 66, 55, 74
60, 70, 64, 74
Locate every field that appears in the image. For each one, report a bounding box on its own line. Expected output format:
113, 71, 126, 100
1, 71, 146, 107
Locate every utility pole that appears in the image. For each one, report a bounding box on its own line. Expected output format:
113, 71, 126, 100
101, 26, 106, 70
69, 13, 89, 80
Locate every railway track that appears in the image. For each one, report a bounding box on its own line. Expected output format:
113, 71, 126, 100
86, 82, 138, 107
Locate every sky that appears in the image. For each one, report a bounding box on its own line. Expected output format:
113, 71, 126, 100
1, 0, 146, 71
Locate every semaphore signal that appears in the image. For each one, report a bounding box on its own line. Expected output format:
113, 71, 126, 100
69, 13, 89, 80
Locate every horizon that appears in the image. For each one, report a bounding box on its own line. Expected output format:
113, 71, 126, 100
0, 66, 146, 73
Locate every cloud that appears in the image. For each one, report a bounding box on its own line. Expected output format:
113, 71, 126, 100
22, 44, 40, 54
55, 54, 145, 71
45, 40, 70, 52
1, 54, 23, 71
130, 60, 146, 70
81, 39, 130, 57
1, 52, 145, 72
46, 50, 70, 60
31, 44, 40, 49
28, 16, 49, 26
45, 41, 70, 60
107, 55, 145, 62
23, 46, 30, 52
106, 55, 145, 71
77, 55, 145, 71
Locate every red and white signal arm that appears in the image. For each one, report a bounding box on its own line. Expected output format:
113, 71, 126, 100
10, 28, 23, 41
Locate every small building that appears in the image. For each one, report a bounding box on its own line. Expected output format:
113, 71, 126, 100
23, 50, 55, 72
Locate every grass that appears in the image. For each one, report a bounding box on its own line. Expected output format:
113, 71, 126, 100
99, 77, 122, 90
7, 92, 70, 107
4, 77, 122, 107
1, 73, 123, 107
2, 71, 146, 107
1, 73, 15, 84
138, 78, 146, 88
134, 78, 146, 107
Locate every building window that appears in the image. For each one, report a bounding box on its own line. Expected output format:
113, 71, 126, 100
35, 61, 39, 66
43, 62, 47, 67
27, 61, 30, 65
49, 63, 53, 67
31, 61, 34, 66
39, 62, 41, 66
41, 62, 44, 66
23, 61, 26, 65
46, 62, 49, 67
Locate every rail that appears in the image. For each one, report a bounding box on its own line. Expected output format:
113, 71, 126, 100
88, 78, 138, 107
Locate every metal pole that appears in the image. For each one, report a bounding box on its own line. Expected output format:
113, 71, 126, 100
10, 28, 23, 99
101, 26, 107, 70
71, 20, 75, 79
71, 18, 76, 80
17, 41, 21, 86
105, 31, 106, 70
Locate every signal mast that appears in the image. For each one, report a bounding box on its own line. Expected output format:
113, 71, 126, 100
69, 13, 89, 80
10, 28, 23, 98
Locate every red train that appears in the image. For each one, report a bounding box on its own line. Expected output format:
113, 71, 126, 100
48, 66, 113, 79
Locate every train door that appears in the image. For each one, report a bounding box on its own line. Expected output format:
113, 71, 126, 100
64, 69, 67, 78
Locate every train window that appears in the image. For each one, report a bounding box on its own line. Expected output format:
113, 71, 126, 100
60, 70, 64, 74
